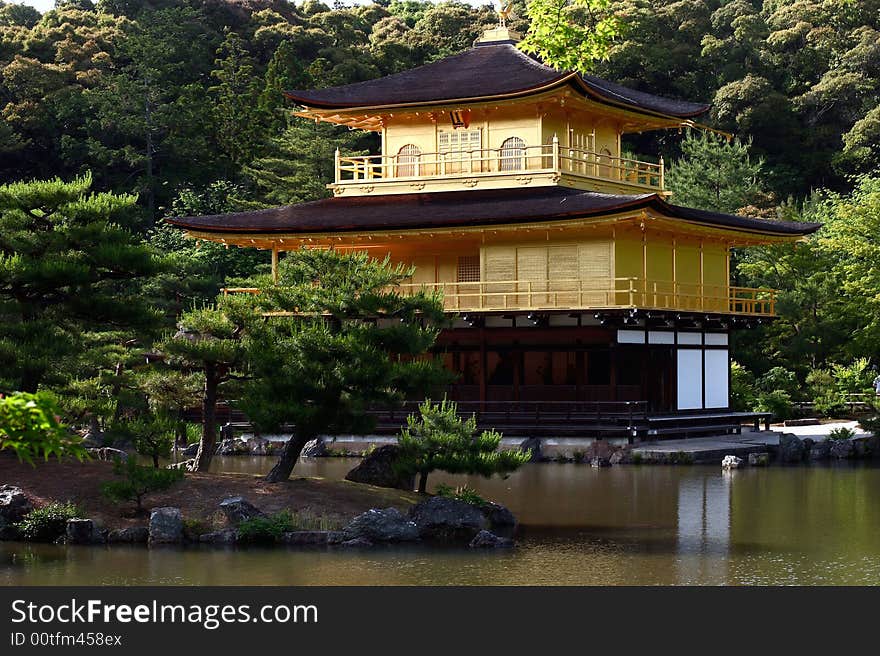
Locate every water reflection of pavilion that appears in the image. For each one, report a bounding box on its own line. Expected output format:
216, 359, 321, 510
676, 472, 731, 584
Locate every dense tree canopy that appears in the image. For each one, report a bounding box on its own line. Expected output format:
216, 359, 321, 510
2, 0, 880, 437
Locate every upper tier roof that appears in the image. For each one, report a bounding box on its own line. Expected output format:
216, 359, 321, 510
167, 187, 819, 238
284, 43, 709, 119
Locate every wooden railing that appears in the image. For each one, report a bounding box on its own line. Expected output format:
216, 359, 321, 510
223, 278, 776, 317
334, 138, 664, 190
394, 278, 776, 316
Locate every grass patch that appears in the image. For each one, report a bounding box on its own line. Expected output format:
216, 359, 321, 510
16, 502, 83, 542
435, 484, 487, 507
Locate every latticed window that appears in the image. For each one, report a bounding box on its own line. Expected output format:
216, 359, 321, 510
439, 130, 481, 155
457, 255, 481, 283
396, 144, 421, 177
500, 136, 526, 171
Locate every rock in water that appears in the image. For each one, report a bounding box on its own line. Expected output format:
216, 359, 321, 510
409, 497, 489, 542
808, 440, 830, 460
748, 452, 770, 466
281, 531, 342, 546
216, 438, 248, 456
777, 433, 805, 463
468, 530, 514, 549
301, 438, 327, 458
340, 508, 419, 542
66, 519, 99, 544
107, 526, 149, 544
344, 445, 415, 490
721, 455, 743, 470
830, 439, 854, 459
519, 437, 545, 462
219, 497, 265, 525
149, 507, 183, 545
245, 438, 269, 456
0, 485, 33, 529
479, 502, 517, 531
591, 456, 611, 468
199, 529, 238, 545
338, 537, 373, 548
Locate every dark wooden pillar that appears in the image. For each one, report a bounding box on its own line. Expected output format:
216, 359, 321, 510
610, 345, 618, 402
478, 327, 486, 411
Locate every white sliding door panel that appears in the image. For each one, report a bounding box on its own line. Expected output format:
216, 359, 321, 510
704, 349, 729, 408
677, 349, 703, 410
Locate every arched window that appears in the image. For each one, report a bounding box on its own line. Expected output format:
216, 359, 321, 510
396, 144, 421, 177
597, 147, 613, 179
499, 137, 526, 171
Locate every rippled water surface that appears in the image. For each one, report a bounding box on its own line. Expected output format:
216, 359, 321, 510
2, 458, 879, 585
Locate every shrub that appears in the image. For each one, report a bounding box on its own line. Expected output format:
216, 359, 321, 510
100, 458, 184, 515
0, 392, 87, 465
757, 366, 798, 397
396, 398, 530, 493
755, 389, 794, 420
730, 361, 757, 411
807, 359, 875, 418
859, 415, 880, 435
435, 484, 487, 507
827, 426, 856, 441
237, 511, 295, 544
813, 393, 848, 418
16, 502, 82, 542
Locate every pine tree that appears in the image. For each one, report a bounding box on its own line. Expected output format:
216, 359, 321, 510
258, 41, 313, 135
241, 118, 372, 207
666, 131, 767, 214
210, 30, 266, 173
0, 174, 159, 394
157, 304, 247, 472
238, 248, 451, 483
396, 398, 531, 494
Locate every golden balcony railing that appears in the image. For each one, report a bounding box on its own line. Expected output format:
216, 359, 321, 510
224, 279, 776, 317
394, 278, 776, 316
334, 138, 664, 191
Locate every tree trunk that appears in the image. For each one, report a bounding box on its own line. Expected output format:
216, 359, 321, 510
193, 366, 217, 472
152, 453, 160, 469
418, 471, 428, 494
265, 432, 312, 483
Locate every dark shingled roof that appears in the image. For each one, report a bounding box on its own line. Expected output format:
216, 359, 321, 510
167, 187, 820, 237
284, 43, 709, 119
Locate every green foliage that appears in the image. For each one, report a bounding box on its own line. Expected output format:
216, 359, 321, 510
210, 30, 265, 171
0, 392, 87, 465
236, 510, 295, 544
827, 426, 856, 441
157, 302, 248, 471
15, 502, 82, 542
0, 174, 159, 393
435, 483, 487, 507
806, 358, 874, 418
666, 131, 767, 214
100, 457, 184, 515
754, 389, 794, 421
396, 398, 530, 493
730, 361, 756, 412
241, 118, 370, 208
858, 414, 880, 436
239, 248, 451, 481
129, 416, 174, 468
519, 0, 622, 73
756, 367, 799, 398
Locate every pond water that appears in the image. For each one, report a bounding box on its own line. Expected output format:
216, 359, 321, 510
2, 457, 880, 586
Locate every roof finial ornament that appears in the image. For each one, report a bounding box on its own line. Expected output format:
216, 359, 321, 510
494, 1, 516, 28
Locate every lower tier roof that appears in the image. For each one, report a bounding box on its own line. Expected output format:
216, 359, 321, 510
167, 187, 821, 238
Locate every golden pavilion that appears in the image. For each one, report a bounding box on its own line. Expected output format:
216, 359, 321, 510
169, 26, 819, 439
